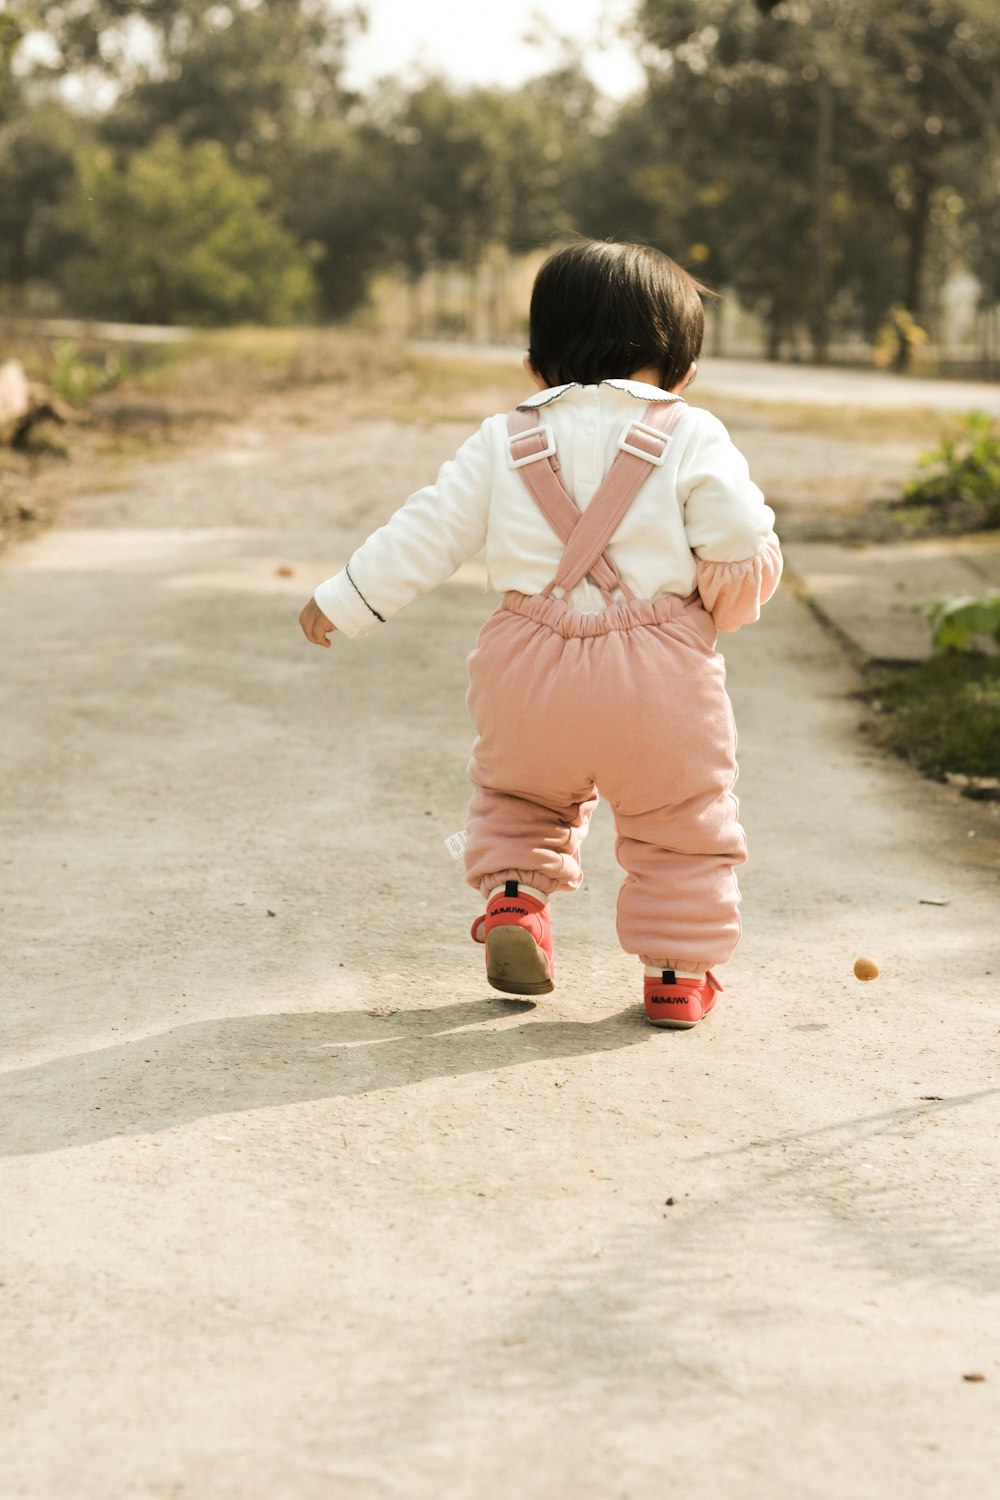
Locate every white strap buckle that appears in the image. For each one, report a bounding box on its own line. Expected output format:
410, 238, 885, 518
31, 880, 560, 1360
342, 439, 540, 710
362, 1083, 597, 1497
618, 420, 670, 465
508, 423, 556, 469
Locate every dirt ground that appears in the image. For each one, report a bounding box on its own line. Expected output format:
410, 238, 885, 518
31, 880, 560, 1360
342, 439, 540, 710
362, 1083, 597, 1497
2, 383, 999, 1499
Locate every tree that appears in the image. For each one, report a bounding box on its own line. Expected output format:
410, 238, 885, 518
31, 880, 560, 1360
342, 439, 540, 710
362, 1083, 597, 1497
4, 0, 359, 100
276, 121, 393, 320
0, 5, 23, 123
3, 0, 368, 318
99, 0, 360, 173
0, 100, 81, 297
58, 131, 318, 323
836, 2, 1000, 343
361, 68, 600, 318
631, 0, 1000, 361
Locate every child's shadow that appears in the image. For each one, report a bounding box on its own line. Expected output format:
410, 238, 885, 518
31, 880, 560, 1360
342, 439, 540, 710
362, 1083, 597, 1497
2, 997, 649, 1157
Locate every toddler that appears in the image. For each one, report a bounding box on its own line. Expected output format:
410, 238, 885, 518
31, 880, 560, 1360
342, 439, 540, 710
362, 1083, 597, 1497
300, 241, 781, 1028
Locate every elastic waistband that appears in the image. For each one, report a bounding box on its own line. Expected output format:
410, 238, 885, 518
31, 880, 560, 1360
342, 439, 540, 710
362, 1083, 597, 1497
499, 589, 702, 639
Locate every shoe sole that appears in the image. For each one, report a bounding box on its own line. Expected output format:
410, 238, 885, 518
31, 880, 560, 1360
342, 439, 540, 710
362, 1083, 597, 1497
486, 926, 554, 996
645, 997, 716, 1030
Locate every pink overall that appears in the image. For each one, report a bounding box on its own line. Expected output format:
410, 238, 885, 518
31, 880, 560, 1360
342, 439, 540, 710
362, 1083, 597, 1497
464, 401, 747, 974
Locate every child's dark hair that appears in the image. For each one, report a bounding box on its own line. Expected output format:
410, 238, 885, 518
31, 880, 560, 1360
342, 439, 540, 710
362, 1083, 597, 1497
527, 240, 708, 393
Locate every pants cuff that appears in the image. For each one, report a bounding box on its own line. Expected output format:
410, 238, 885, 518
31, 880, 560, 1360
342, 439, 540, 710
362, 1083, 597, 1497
637, 953, 723, 972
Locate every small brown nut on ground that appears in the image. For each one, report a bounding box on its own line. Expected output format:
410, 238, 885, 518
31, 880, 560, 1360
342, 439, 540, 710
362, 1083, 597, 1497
854, 956, 880, 982
275, 564, 295, 577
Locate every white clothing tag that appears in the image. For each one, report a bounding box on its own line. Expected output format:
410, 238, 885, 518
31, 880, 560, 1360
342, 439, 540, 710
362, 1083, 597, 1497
444, 830, 468, 860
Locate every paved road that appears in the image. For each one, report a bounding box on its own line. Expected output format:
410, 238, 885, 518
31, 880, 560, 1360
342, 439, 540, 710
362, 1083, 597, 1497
2, 409, 999, 1499
415, 340, 1000, 414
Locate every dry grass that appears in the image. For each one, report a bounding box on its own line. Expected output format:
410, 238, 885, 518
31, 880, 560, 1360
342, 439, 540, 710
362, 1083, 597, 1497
111, 326, 529, 425
692, 391, 961, 446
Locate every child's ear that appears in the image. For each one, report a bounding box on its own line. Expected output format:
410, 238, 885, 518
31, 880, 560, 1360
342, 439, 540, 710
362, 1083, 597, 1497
672, 360, 698, 393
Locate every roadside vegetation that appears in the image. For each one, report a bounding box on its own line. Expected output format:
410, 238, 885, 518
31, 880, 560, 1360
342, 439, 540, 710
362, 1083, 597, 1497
790, 408, 1000, 544
857, 420, 1000, 782
862, 653, 1000, 781
888, 413, 1000, 534
862, 588, 1000, 781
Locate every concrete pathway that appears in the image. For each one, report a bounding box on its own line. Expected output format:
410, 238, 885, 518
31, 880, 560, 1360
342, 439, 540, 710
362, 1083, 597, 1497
783, 533, 1000, 663
2, 413, 999, 1499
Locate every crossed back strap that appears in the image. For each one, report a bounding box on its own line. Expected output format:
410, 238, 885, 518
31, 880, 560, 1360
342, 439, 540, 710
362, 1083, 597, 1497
506, 399, 686, 604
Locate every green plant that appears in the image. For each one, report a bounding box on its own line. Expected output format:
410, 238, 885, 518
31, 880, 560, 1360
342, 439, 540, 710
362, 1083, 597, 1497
48, 339, 127, 405
914, 590, 1000, 654
902, 412, 1000, 529
49, 340, 101, 403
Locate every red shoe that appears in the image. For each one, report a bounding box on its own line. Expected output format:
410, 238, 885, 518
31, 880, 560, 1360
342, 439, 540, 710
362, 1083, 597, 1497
643, 969, 723, 1029
471, 882, 554, 996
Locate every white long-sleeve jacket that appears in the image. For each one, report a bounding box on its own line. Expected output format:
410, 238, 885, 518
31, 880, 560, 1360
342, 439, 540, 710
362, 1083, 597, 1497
314, 378, 781, 637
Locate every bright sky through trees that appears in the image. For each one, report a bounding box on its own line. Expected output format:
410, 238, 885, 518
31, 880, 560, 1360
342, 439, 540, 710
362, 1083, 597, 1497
341, 0, 645, 99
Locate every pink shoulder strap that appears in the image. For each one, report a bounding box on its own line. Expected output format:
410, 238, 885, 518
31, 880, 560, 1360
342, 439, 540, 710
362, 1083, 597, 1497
506, 409, 622, 599
507, 399, 686, 603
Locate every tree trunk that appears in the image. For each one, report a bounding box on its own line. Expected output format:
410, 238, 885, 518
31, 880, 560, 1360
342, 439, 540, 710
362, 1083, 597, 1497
810, 76, 835, 364
893, 173, 932, 372
433, 267, 447, 336
405, 276, 420, 340
466, 266, 479, 343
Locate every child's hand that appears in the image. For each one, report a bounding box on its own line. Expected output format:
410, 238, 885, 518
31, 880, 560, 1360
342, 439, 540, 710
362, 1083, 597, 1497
299, 598, 336, 648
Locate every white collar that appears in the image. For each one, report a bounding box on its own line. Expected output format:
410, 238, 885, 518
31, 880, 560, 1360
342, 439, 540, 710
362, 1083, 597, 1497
517, 378, 683, 411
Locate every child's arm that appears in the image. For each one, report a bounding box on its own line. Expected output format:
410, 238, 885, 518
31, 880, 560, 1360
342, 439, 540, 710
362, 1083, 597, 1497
303, 420, 494, 641
677, 411, 782, 632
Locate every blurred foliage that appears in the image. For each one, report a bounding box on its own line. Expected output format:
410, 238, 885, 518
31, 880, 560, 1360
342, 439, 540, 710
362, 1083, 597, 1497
48, 339, 126, 403
101, 0, 355, 164
358, 68, 601, 282
914, 590, 1000, 653
629, 0, 1000, 361
58, 132, 318, 324
863, 653, 1000, 777
872, 306, 929, 370
902, 411, 1000, 529
0, 0, 998, 346
0, 99, 81, 290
